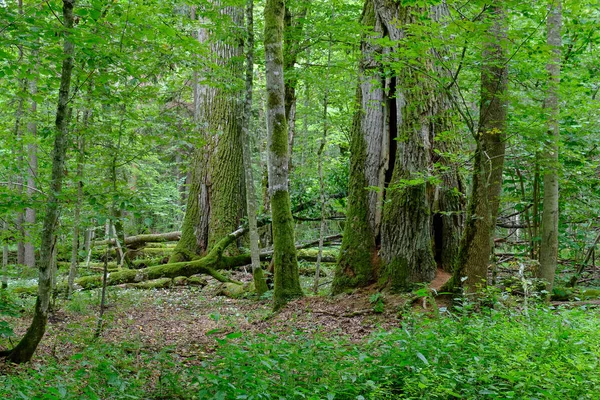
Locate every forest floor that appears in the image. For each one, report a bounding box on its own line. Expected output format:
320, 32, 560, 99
3, 266, 415, 367
2, 262, 600, 399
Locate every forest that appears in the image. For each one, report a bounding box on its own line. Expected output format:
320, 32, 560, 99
1, 0, 600, 398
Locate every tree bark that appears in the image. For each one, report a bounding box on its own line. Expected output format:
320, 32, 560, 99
333, 0, 386, 294
538, 0, 561, 292
367, 1, 463, 290
170, 3, 245, 262
450, 3, 508, 293
314, 20, 334, 294
265, 0, 303, 310
96, 231, 182, 248
5, 0, 75, 364
67, 133, 85, 298
2, 221, 8, 289
242, 0, 268, 296
24, 55, 38, 269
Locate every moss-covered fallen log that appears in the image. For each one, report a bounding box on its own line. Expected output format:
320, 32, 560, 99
58, 257, 167, 271
94, 231, 181, 248
64, 228, 341, 292
71, 227, 247, 290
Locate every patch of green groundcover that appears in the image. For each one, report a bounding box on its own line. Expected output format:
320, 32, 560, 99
1, 307, 599, 399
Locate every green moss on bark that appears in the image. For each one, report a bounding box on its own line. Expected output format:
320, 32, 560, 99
271, 190, 303, 310
333, 89, 377, 294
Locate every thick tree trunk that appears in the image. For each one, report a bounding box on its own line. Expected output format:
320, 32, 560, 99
265, 0, 303, 310
5, 0, 75, 364
377, 1, 458, 290
538, 0, 561, 292
333, 0, 387, 294
170, 3, 245, 262
451, 3, 508, 293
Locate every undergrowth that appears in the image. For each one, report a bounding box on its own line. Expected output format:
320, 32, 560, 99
1, 305, 599, 399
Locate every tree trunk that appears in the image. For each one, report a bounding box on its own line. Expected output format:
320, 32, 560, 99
242, 0, 268, 296
375, 1, 459, 290
265, 0, 303, 310
170, 3, 245, 262
283, 5, 308, 167
314, 29, 333, 294
97, 231, 182, 248
5, 0, 75, 364
24, 49, 39, 269
451, 3, 508, 293
333, 0, 387, 294
538, 0, 561, 292
2, 221, 8, 289
67, 134, 85, 298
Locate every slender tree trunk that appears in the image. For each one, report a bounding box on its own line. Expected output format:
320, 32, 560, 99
450, 3, 508, 293
283, 5, 308, 167
24, 48, 39, 269
242, 0, 268, 295
333, 0, 386, 293
2, 221, 8, 289
5, 0, 75, 364
532, 162, 541, 258
95, 221, 111, 338
14, 0, 26, 267
68, 133, 85, 298
265, 0, 303, 310
314, 25, 333, 294
85, 227, 95, 267
538, 0, 561, 292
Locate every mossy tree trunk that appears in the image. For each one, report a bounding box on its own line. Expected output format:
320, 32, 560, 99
265, 0, 303, 310
376, 1, 459, 290
333, 0, 387, 294
451, 3, 508, 293
170, 3, 245, 263
3, 0, 75, 364
538, 0, 561, 292
433, 153, 465, 273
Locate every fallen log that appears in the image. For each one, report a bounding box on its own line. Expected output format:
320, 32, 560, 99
94, 231, 181, 248
63, 228, 340, 292
70, 227, 246, 290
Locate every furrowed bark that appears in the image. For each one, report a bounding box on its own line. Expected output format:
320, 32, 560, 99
377, 1, 460, 290
333, 0, 386, 294
171, 3, 245, 262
